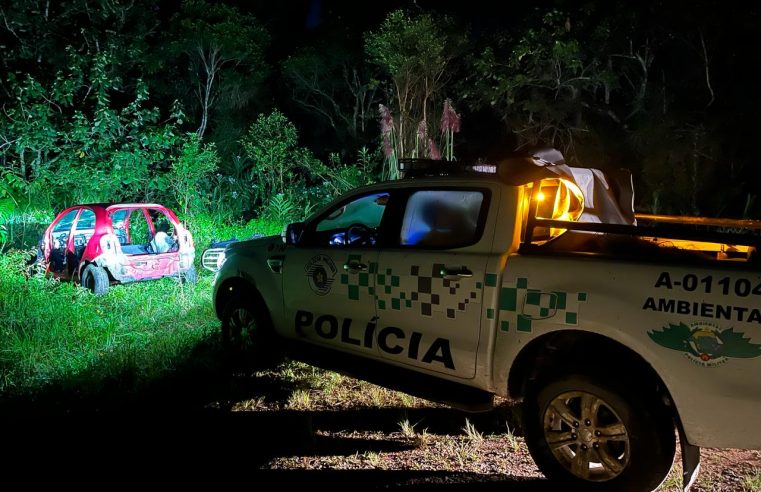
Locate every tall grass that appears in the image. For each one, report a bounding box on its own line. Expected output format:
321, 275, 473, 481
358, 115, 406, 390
0, 250, 218, 398
187, 213, 286, 253
0, 211, 285, 403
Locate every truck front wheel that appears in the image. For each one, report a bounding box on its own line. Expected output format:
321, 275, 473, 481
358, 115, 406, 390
523, 373, 675, 492
220, 292, 279, 368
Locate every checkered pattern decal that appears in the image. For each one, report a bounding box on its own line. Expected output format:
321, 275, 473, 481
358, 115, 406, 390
339, 254, 377, 301
341, 255, 482, 319
487, 276, 587, 333
340, 259, 585, 329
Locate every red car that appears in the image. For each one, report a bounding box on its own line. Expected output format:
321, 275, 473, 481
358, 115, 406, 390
32, 203, 196, 294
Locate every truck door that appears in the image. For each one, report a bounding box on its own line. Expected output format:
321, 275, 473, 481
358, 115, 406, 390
282, 191, 392, 356
374, 186, 497, 378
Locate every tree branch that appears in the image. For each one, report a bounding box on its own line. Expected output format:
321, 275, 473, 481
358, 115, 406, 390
700, 31, 715, 108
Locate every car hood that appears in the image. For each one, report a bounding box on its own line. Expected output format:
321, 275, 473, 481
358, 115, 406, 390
226, 234, 282, 253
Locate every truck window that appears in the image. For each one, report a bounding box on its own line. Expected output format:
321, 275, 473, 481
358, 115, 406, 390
311, 192, 389, 247
400, 190, 485, 248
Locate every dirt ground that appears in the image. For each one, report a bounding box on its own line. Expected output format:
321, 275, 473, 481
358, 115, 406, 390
215, 365, 761, 491
2, 357, 757, 490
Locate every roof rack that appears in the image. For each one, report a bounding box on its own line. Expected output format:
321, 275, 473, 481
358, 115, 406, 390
398, 158, 497, 179
397, 148, 577, 187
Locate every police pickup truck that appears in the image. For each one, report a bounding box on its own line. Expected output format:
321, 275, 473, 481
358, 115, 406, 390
212, 148, 761, 492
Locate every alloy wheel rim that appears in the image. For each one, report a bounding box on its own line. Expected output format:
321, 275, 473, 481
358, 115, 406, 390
543, 390, 630, 481
228, 307, 256, 350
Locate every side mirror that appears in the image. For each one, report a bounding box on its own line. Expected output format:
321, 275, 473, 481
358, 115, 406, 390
283, 222, 305, 245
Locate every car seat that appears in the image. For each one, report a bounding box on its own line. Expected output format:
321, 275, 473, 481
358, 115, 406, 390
149, 231, 176, 253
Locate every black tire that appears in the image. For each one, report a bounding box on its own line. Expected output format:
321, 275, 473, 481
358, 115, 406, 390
81, 264, 109, 296
181, 265, 198, 284
523, 373, 675, 492
220, 292, 280, 368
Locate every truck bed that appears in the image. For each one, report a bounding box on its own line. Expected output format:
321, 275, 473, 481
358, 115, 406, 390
522, 214, 760, 267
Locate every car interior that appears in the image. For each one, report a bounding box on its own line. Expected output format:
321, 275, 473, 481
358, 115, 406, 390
111, 208, 179, 255
310, 192, 389, 247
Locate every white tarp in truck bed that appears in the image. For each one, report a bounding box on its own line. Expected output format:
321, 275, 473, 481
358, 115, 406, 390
496, 147, 636, 225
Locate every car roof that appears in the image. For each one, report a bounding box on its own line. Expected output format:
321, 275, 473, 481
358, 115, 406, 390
65, 203, 172, 210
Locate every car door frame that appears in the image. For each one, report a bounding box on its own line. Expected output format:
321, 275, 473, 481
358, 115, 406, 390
280, 188, 399, 356
44, 206, 82, 279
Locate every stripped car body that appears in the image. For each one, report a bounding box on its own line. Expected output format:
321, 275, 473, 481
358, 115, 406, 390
34, 202, 195, 294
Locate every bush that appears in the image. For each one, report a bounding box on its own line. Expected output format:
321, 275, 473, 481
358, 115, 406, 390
167, 134, 220, 217
240, 109, 323, 211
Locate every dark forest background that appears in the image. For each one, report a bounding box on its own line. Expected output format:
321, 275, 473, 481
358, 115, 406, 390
2, 0, 760, 235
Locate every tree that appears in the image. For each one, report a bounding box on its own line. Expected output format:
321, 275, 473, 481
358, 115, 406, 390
168, 134, 219, 217
0, 47, 183, 208
239, 110, 320, 208
365, 9, 466, 159
467, 10, 609, 158
0, 0, 158, 98
282, 43, 380, 151
167, 0, 269, 140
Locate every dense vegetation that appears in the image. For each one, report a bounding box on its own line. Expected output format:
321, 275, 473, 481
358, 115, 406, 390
1, 1, 759, 237
1, 1, 760, 401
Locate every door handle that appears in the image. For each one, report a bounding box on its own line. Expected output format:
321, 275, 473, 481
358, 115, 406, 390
440, 266, 473, 280
267, 256, 284, 274
343, 261, 367, 273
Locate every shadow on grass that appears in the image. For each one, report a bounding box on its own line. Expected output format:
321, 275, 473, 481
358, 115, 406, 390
0, 331, 548, 490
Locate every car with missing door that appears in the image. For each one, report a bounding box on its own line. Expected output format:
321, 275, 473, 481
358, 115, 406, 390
31, 203, 196, 295
212, 148, 761, 491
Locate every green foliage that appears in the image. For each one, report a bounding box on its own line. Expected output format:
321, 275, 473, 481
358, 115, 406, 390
166, 0, 270, 141
467, 10, 605, 155
168, 134, 220, 216
302, 149, 380, 202
744, 468, 761, 492
0, 199, 14, 247
0, 1, 157, 90
188, 212, 286, 255
265, 193, 297, 224
240, 109, 324, 209
1, 209, 54, 253
1, 48, 183, 208
282, 43, 380, 147
0, 172, 22, 248
366, 10, 459, 80
366, 10, 466, 160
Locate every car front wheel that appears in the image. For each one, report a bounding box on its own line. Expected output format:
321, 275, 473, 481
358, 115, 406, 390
81, 264, 109, 296
523, 373, 675, 492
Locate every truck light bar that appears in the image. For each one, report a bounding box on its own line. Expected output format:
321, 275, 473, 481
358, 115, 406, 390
398, 159, 497, 178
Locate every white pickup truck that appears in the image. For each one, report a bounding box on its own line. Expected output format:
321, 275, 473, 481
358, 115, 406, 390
212, 149, 761, 491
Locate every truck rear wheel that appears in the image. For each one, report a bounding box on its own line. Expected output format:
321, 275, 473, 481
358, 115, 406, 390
523, 373, 675, 492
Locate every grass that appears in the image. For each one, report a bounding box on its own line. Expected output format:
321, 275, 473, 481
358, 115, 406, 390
0, 211, 285, 403
660, 459, 683, 491
287, 389, 312, 410
463, 418, 484, 445
0, 250, 219, 399
399, 418, 418, 438
504, 422, 522, 453
744, 468, 761, 492
362, 450, 382, 467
